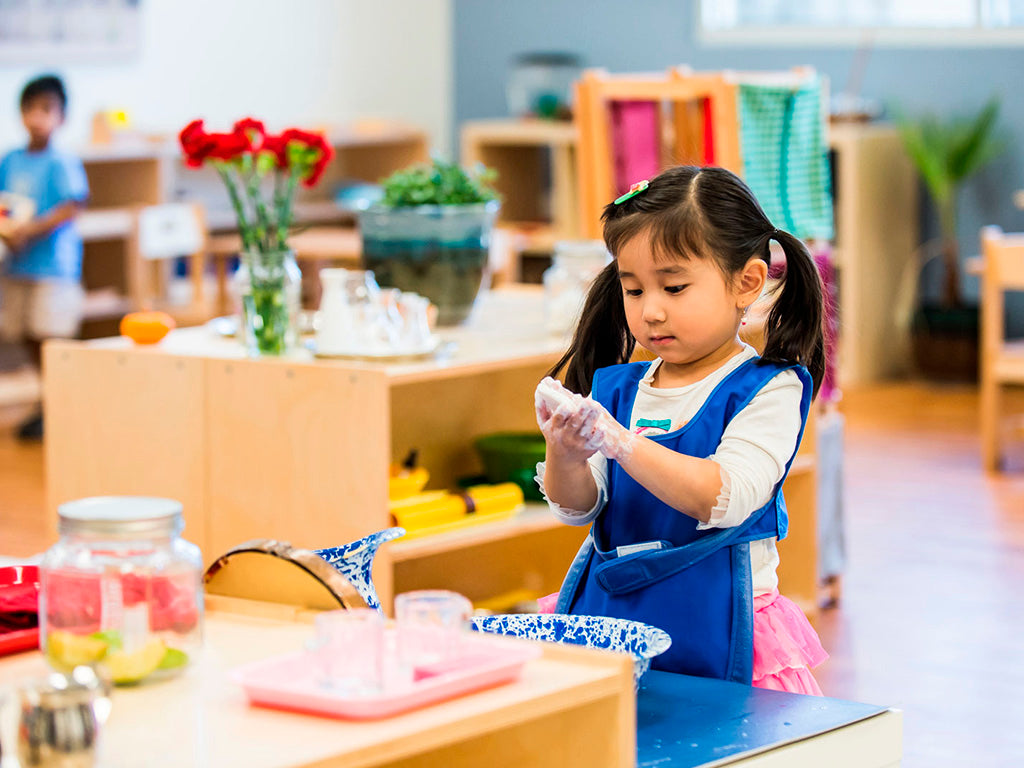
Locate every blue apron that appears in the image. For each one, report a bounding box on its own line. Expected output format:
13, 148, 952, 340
554, 357, 812, 683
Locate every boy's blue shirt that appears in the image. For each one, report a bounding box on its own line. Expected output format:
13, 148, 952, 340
0, 145, 88, 280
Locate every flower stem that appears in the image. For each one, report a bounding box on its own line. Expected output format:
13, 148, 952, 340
277, 170, 299, 246
216, 165, 257, 252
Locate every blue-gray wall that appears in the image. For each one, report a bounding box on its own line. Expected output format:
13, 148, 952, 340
453, 0, 1024, 332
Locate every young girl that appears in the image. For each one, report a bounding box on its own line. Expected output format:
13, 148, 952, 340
535, 165, 828, 695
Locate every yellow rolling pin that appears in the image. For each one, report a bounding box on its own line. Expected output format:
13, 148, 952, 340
390, 483, 524, 534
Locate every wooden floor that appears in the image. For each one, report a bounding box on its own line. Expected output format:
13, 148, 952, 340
1, 382, 1023, 766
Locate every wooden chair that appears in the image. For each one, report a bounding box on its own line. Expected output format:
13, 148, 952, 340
127, 202, 209, 325
573, 68, 742, 238
980, 226, 1024, 471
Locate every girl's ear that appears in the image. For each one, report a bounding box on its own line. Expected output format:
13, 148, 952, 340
735, 256, 767, 308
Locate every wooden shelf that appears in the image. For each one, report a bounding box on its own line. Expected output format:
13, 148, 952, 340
462, 119, 580, 246
461, 118, 577, 146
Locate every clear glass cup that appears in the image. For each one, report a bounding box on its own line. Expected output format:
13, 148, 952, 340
378, 288, 406, 348
397, 293, 433, 350
394, 590, 473, 674
308, 608, 385, 696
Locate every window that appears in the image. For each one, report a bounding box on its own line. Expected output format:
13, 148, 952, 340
700, 0, 1024, 45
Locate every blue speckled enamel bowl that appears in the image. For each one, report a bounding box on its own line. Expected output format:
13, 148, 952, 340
469, 613, 671, 686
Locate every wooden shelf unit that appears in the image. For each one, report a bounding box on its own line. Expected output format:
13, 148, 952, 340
78, 150, 168, 336
461, 119, 579, 283
43, 288, 587, 614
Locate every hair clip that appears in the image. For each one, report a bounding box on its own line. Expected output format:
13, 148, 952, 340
613, 179, 649, 205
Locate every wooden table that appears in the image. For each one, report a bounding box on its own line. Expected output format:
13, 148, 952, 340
0, 607, 637, 768
0, 604, 900, 767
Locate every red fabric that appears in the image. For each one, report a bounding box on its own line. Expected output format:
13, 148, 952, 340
702, 97, 715, 165
0, 565, 39, 634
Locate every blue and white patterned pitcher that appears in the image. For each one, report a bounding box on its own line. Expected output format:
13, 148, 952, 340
313, 527, 405, 611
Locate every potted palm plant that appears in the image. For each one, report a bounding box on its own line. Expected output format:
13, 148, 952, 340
898, 98, 1005, 379
359, 159, 500, 326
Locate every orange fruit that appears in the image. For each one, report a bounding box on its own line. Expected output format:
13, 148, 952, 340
120, 311, 175, 344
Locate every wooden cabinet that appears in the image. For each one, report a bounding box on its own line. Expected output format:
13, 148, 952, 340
43, 288, 587, 614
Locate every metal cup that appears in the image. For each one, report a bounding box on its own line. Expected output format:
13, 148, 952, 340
14, 665, 111, 767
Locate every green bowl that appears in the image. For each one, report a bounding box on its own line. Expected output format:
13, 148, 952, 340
474, 432, 547, 502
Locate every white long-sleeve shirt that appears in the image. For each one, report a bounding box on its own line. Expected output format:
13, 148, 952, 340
537, 344, 804, 597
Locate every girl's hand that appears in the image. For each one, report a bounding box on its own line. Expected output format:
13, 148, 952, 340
534, 377, 635, 463
535, 384, 604, 464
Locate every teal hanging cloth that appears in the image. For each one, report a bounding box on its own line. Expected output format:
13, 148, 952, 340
738, 77, 834, 241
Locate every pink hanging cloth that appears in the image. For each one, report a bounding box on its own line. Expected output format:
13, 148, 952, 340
609, 101, 661, 195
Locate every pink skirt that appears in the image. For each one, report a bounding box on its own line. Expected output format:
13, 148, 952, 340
536, 589, 827, 696
752, 590, 828, 696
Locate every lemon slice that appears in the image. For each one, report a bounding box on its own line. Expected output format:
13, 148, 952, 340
46, 630, 109, 670
103, 638, 167, 685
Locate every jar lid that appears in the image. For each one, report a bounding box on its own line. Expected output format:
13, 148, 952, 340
57, 496, 184, 538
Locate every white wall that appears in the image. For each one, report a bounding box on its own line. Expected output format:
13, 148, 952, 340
0, 0, 453, 156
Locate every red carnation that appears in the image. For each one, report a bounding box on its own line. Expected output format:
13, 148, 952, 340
232, 118, 266, 151
303, 141, 334, 187
206, 131, 251, 162
280, 129, 333, 187
179, 119, 218, 167
261, 132, 290, 168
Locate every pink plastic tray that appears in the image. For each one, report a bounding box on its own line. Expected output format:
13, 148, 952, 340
231, 632, 541, 720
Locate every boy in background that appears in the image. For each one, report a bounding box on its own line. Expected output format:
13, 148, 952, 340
0, 74, 88, 440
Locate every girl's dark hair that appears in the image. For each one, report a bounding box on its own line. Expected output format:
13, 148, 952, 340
549, 165, 824, 397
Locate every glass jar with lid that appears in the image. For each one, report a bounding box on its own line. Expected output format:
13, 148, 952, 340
543, 240, 612, 335
39, 497, 203, 686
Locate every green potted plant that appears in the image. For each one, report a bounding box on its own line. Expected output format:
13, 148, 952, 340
898, 98, 1006, 379
359, 158, 500, 326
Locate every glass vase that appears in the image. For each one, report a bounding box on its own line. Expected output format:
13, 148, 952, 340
236, 249, 301, 356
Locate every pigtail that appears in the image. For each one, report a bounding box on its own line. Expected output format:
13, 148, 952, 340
762, 229, 825, 397
547, 261, 635, 395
